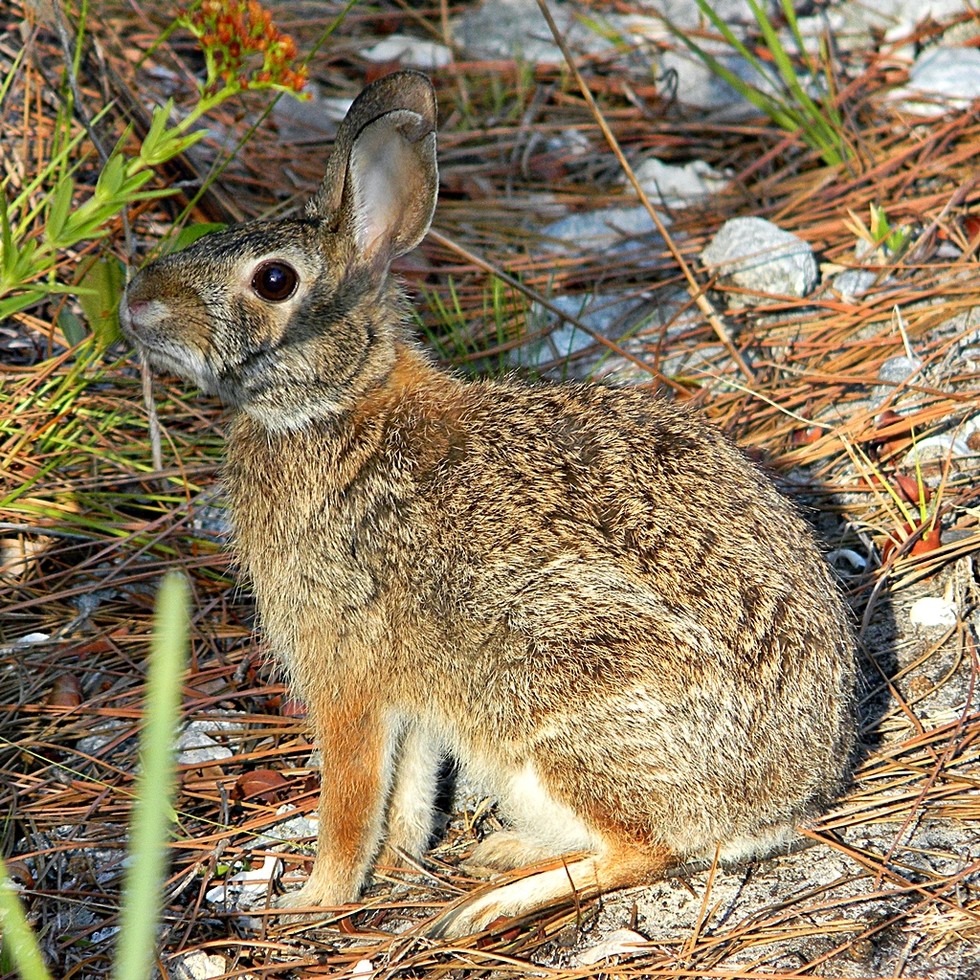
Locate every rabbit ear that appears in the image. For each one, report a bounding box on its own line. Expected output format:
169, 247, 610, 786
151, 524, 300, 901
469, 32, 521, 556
309, 71, 438, 235
339, 104, 438, 264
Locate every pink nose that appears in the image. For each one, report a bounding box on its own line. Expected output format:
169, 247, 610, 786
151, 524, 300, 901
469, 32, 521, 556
125, 297, 149, 323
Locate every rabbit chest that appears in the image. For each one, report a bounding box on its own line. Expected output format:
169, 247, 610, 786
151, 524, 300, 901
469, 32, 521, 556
223, 412, 422, 681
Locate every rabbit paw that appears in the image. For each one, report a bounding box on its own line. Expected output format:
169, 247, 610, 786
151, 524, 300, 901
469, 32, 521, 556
274, 876, 355, 923
426, 888, 510, 939
463, 831, 566, 874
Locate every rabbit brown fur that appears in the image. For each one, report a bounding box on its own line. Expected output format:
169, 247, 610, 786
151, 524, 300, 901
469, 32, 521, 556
121, 70, 856, 938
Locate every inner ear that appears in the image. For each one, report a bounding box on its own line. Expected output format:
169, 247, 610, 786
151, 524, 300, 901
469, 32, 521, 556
343, 108, 438, 267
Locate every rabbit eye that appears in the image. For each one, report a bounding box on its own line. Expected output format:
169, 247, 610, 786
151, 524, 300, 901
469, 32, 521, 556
252, 261, 298, 302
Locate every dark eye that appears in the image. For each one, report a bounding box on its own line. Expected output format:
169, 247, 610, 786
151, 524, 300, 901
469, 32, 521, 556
251, 260, 298, 301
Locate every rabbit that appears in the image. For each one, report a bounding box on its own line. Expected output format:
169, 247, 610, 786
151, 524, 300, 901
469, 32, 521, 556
120, 70, 857, 939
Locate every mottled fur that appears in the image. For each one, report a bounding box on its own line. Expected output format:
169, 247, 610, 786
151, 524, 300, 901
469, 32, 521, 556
121, 71, 856, 937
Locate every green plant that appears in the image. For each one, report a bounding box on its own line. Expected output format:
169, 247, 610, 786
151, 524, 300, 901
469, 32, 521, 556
0, 0, 310, 337
0, 572, 190, 980
666, 0, 852, 167
843, 203, 914, 261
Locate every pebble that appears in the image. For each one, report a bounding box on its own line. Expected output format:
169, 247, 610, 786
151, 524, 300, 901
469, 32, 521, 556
168, 950, 231, 980
833, 268, 879, 300
541, 205, 662, 255
359, 36, 453, 69
893, 46, 980, 116
902, 433, 971, 477
701, 217, 818, 299
634, 156, 727, 208
175, 722, 234, 767
909, 596, 958, 629
877, 354, 922, 385
575, 927, 649, 965
204, 856, 283, 907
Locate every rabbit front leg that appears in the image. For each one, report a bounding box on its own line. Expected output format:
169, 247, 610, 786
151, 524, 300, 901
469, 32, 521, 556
378, 722, 444, 869
279, 689, 398, 912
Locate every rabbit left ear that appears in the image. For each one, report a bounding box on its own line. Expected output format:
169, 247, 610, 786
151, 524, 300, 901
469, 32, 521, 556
308, 71, 438, 233
340, 105, 438, 265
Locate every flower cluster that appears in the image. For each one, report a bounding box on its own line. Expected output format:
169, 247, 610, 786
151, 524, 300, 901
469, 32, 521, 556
180, 0, 308, 94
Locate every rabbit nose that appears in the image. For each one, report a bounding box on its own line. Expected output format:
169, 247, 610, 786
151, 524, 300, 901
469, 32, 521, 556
123, 296, 148, 324
121, 294, 164, 335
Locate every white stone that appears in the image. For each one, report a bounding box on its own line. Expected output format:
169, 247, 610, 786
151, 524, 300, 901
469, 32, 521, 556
701, 217, 818, 298
541, 205, 662, 254
518, 293, 649, 372
833, 269, 879, 300
205, 856, 283, 907
634, 156, 727, 207
902, 433, 971, 473
893, 46, 980, 116
878, 354, 922, 384
909, 596, 958, 629
169, 950, 230, 980
575, 927, 649, 965
827, 548, 868, 572
175, 721, 234, 767
359, 37, 453, 69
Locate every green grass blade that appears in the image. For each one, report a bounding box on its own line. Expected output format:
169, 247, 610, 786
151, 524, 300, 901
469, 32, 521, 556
110, 572, 189, 980
694, 0, 771, 80
0, 861, 53, 980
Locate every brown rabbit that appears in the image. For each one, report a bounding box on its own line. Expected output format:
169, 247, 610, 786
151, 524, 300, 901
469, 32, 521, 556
121, 70, 856, 938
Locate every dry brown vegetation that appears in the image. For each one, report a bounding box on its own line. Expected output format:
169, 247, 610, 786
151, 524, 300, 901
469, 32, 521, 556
1, 1, 978, 977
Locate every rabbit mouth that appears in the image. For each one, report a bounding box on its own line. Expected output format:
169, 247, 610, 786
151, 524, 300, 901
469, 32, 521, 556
135, 338, 220, 395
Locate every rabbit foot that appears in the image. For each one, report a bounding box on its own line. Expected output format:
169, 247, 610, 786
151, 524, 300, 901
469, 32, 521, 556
427, 844, 674, 940
426, 857, 594, 939
274, 877, 355, 924
463, 831, 568, 874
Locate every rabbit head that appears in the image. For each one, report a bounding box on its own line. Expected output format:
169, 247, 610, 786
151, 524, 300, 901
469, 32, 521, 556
121, 70, 438, 431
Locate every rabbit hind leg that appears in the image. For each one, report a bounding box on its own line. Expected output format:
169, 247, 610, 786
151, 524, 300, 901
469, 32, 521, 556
464, 758, 599, 873
427, 836, 674, 939
377, 722, 444, 870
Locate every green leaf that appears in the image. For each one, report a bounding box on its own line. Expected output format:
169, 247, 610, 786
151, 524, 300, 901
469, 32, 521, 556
165, 222, 226, 254
58, 308, 89, 346
97, 154, 125, 204
0, 859, 53, 980
76, 254, 125, 348
43, 174, 76, 247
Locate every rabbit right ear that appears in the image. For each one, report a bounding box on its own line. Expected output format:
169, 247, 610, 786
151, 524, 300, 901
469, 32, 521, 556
309, 72, 438, 266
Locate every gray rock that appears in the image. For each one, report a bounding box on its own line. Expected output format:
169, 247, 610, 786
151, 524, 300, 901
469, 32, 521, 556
451, 0, 611, 62
634, 156, 727, 208
541, 205, 662, 254
175, 721, 235, 767
833, 268, 879, 300
517, 293, 651, 374
359, 36, 453, 69
893, 46, 980, 116
701, 217, 818, 299
168, 951, 230, 980
655, 47, 784, 116
878, 354, 923, 385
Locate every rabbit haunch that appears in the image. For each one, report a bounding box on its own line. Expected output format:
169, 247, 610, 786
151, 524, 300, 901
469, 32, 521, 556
121, 70, 856, 937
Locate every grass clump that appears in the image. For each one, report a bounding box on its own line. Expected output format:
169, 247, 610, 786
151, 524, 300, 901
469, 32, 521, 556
667, 0, 853, 166
1, 0, 310, 342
